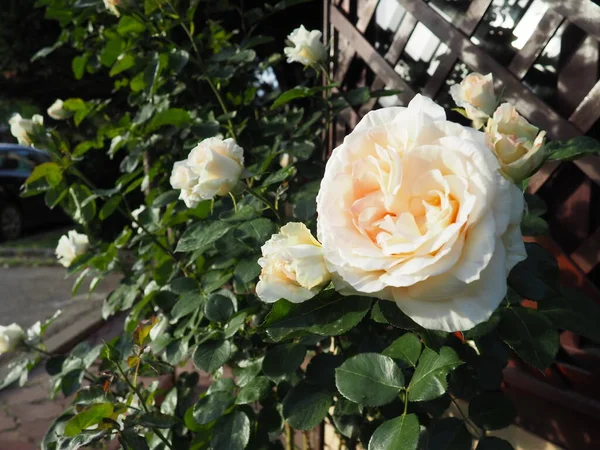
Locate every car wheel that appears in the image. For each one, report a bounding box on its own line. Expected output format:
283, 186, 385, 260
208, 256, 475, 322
0, 203, 24, 241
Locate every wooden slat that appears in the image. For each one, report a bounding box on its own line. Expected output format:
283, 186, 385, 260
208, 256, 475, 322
553, 0, 600, 42
423, 0, 492, 98
331, 5, 416, 103
570, 79, 600, 133
395, 0, 580, 141
508, 7, 564, 80
571, 227, 600, 275
334, 0, 380, 83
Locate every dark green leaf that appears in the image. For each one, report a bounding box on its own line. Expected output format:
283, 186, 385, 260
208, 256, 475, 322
205, 293, 234, 322
262, 165, 296, 186
335, 353, 404, 406
407, 347, 462, 402
117, 16, 146, 35
232, 359, 262, 387
378, 301, 420, 330
521, 215, 549, 236
476, 437, 514, 450
211, 411, 250, 450
193, 339, 231, 373
262, 343, 306, 378
345, 87, 371, 106
72, 54, 88, 79
547, 136, 600, 161
176, 221, 236, 252
138, 412, 178, 428
147, 108, 191, 132
236, 376, 271, 404
263, 292, 372, 341
102, 283, 138, 319
119, 429, 150, 450
99, 196, 122, 220
368, 414, 419, 450
498, 307, 559, 371
382, 333, 422, 368
171, 292, 203, 320
468, 392, 515, 430
193, 391, 235, 424
306, 353, 343, 391
508, 243, 560, 301
152, 190, 180, 207
271, 86, 318, 109
282, 381, 333, 430
427, 418, 472, 450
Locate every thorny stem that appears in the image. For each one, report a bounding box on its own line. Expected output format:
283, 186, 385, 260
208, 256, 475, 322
450, 395, 484, 439
115, 361, 175, 450
246, 187, 281, 221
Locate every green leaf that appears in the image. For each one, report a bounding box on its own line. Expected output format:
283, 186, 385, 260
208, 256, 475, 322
102, 282, 138, 319
64, 403, 113, 436
176, 221, 236, 252
235, 218, 277, 246
204, 292, 234, 322
211, 411, 250, 450
236, 376, 271, 404
407, 347, 462, 402
26, 162, 62, 187
282, 382, 333, 430
539, 288, 600, 344
232, 359, 263, 387
427, 418, 472, 450
72, 54, 88, 79
138, 412, 178, 428
508, 243, 560, 301
546, 136, 600, 161
293, 182, 319, 220
262, 165, 296, 186
207, 378, 235, 394
335, 353, 404, 406
468, 391, 515, 430
306, 353, 343, 391
110, 54, 136, 76
262, 343, 306, 379
382, 333, 422, 368
476, 437, 514, 450
147, 108, 191, 132
378, 301, 420, 330
193, 339, 231, 373
152, 190, 180, 207
271, 86, 317, 109
521, 215, 549, 236
233, 259, 261, 285
99, 195, 122, 220
498, 307, 559, 371
263, 292, 372, 341
193, 391, 235, 424
117, 16, 146, 35
345, 87, 371, 106
171, 292, 203, 320
368, 414, 419, 450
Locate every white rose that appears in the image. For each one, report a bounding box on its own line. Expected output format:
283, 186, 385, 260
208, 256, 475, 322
450, 73, 496, 128
316, 94, 526, 332
170, 160, 198, 191
0, 323, 25, 355
55, 230, 90, 268
256, 222, 331, 303
47, 99, 73, 120
9, 113, 44, 146
284, 25, 326, 67
279, 153, 297, 168
103, 0, 122, 16
186, 137, 244, 200
179, 189, 203, 209
485, 103, 546, 183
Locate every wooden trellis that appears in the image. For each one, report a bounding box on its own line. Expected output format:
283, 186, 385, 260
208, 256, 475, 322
325, 0, 600, 291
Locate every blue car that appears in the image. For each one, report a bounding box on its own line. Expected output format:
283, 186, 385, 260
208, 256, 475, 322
0, 144, 67, 241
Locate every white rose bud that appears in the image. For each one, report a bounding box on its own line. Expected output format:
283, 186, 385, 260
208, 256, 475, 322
256, 223, 331, 303
450, 73, 496, 128
0, 323, 25, 355
279, 153, 297, 168
485, 103, 546, 183
55, 230, 90, 268
47, 99, 73, 120
103, 0, 122, 16
284, 25, 326, 67
186, 137, 244, 200
8, 113, 44, 147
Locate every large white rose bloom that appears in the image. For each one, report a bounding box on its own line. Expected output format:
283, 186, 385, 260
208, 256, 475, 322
316, 95, 527, 332
284, 25, 326, 67
0, 323, 25, 355
9, 113, 44, 146
55, 230, 90, 268
256, 223, 331, 303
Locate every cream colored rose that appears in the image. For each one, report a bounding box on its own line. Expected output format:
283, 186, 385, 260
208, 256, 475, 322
103, 0, 122, 16
485, 103, 546, 183
186, 137, 244, 200
450, 73, 496, 128
317, 94, 526, 332
0, 323, 25, 355
256, 223, 331, 303
55, 230, 90, 268
9, 113, 44, 146
47, 99, 73, 120
284, 25, 326, 67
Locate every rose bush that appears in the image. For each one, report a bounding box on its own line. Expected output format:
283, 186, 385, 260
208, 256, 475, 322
1, 2, 600, 450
